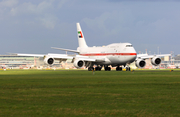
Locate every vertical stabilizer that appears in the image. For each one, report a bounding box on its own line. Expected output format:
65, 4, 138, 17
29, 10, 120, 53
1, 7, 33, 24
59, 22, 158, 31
76, 23, 88, 48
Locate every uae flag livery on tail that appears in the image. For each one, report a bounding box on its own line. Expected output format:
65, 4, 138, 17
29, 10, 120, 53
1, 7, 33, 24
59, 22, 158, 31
78, 31, 83, 38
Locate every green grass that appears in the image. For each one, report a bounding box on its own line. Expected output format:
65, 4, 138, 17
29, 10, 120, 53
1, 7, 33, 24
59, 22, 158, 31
0, 70, 180, 117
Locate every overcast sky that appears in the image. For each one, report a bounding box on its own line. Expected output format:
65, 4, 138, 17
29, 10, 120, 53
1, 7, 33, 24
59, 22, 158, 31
0, 0, 179, 55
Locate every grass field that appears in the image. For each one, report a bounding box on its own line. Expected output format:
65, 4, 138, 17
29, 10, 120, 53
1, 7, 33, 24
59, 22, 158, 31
0, 70, 180, 117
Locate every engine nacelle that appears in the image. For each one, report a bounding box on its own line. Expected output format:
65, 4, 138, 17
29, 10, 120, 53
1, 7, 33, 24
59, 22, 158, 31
151, 57, 161, 66
73, 59, 85, 68
135, 59, 146, 68
44, 56, 55, 65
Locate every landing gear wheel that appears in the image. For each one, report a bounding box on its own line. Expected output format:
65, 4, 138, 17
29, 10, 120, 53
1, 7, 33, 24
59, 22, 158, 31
116, 67, 122, 71
95, 67, 102, 71
105, 67, 111, 71
119, 67, 122, 71
108, 67, 111, 71
126, 67, 131, 71
116, 67, 119, 71
88, 67, 94, 71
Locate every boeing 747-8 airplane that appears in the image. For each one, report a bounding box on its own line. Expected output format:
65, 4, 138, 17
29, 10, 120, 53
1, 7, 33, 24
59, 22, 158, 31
17, 23, 170, 71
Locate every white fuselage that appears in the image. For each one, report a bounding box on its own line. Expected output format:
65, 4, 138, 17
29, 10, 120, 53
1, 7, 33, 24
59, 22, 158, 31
78, 43, 137, 66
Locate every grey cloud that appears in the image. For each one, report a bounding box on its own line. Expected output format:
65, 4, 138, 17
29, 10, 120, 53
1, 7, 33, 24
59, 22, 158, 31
0, 0, 18, 7
0, 0, 179, 55
108, 0, 180, 2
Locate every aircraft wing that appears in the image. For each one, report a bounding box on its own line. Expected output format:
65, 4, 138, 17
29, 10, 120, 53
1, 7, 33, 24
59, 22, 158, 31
47, 53, 74, 59
16, 53, 74, 60
15, 53, 101, 62
137, 54, 171, 59
16, 53, 45, 57
51, 47, 79, 53
47, 54, 99, 62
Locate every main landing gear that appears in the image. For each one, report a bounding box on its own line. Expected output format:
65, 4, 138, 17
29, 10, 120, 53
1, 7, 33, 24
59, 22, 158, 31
103, 65, 111, 71
116, 66, 131, 71
88, 66, 102, 71
88, 66, 111, 71
88, 67, 94, 71
95, 66, 102, 71
126, 67, 131, 71
116, 66, 122, 71
104, 67, 111, 71
88, 66, 131, 71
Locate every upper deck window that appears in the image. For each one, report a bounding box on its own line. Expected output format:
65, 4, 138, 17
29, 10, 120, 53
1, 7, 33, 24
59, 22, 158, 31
126, 45, 133, 47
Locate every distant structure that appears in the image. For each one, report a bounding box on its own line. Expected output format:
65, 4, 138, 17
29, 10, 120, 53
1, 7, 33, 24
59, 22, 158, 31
160, 54, 180, 69
173, 54, 180, 68
174, 54, 180, 60
0, 55, 62, 69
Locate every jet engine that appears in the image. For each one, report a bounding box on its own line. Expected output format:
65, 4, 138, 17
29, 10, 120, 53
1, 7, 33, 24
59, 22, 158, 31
135, 59, 146, 68
44, 56, 55, 65
73, 59, 85, 68
151, 57, 161, 66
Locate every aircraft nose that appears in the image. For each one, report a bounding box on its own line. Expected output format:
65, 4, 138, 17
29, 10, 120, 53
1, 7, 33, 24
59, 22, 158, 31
133, 47, 137, 59
132, 47, 137, 54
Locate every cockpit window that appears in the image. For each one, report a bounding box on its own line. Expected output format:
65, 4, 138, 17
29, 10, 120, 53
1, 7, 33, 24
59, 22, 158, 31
126, 45, 133, 47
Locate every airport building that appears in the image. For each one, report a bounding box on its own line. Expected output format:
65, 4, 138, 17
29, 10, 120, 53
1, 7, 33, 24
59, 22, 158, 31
0, 55, 65, 69
0, 55, 43, 69
163, 54, 180, 68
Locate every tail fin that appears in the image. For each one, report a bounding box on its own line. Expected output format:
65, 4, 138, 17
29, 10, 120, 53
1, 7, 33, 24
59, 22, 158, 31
76, 23, 88, 48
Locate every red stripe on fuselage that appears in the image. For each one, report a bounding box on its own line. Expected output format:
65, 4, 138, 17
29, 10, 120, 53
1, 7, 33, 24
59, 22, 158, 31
80, 53, 137, 56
